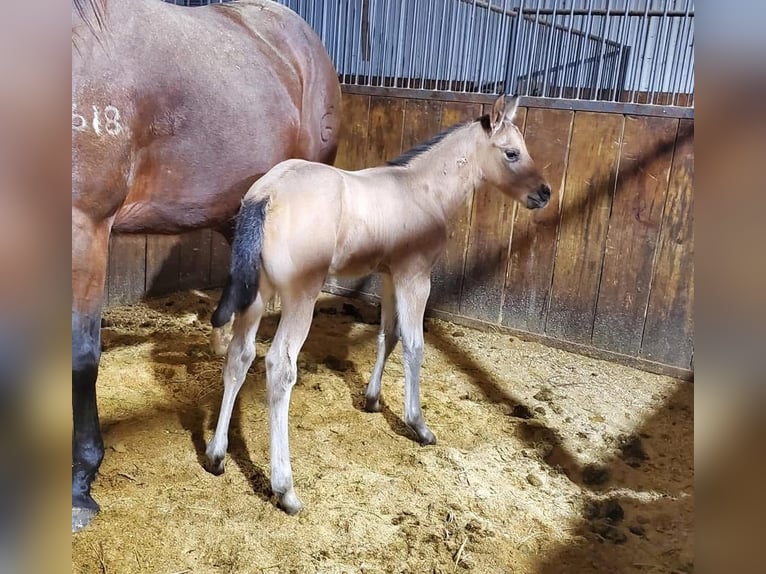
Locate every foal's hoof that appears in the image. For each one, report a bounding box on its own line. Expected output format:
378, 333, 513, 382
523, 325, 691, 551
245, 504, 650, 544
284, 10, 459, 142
276, 490, 303, 515
407, 422, 437, 446
72, 506, 98, 533
417, 429, 437, 446
364, 395, 381, 413
204, 454, 226, 476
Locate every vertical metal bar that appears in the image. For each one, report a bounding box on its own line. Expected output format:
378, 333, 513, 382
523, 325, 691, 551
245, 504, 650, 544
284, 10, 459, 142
524, 2, 543, 97
505, 0, 526, 96
608, 0, 629, 101
666, 0, 689, 105
394, 0, 407, 87
492, 0, 511, 94
629, 0, 653, 103
647, 0, 668, 104
420, 0, 434, 89
592, 0, 612, 101
540, 1, 559, 98
474, 1, 491, 92
405, 1, 417, 89
432, 0, 447, 90
558, 2, 577, 99
448, 0, 462, 90
574, 0, 595, 100
462, 1, 478, 92
673, 5, 694, 106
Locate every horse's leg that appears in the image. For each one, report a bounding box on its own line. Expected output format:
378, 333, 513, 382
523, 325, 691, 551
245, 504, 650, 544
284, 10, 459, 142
365, 273, 398, 412
266, 288, 319, 515
393, 271, 436, 445
71, 211, 111, 531
205, 288, 268, 475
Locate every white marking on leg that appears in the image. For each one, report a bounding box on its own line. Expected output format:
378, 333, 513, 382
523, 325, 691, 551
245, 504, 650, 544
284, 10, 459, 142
266, 293, 318, 514
365, 274, 397, 411
395, 272, 436, 445
206, 297, 264, 471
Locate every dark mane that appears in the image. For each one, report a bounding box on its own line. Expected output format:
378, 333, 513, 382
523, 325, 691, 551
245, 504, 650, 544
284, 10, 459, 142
385, 117, 464, 167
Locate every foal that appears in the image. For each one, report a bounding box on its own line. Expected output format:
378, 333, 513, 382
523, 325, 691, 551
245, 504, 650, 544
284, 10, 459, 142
206, 95, 551, 514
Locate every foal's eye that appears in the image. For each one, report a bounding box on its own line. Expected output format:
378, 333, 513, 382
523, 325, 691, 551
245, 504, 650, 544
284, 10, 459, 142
504, 149, 520, 162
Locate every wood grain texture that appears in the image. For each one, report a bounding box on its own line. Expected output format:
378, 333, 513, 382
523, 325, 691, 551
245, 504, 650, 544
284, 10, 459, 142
335, 92, 370, 171
107, 234, 146, 305
146, 235, 181, 297
459, 106, 527, 322
365, 96, 405, 166
429, 101, 483, 314
209, 231, 231, 287
640, 119, 694, 366
592, 116, 679, 355
546, 112, 624, 344
502, 108, 574, 331
179, 230, 211, 290
401, 99, 443, 151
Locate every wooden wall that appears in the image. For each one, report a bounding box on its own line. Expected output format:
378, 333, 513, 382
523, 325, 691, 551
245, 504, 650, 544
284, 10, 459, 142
105, 87, 693, 379
329, 89, 694, 379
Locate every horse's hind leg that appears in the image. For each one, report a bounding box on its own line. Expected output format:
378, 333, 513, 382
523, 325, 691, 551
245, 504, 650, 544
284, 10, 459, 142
365, 273, 398, 412
205, 289, 268, 475
393, 270, 436, 445
266, 287, 320, 515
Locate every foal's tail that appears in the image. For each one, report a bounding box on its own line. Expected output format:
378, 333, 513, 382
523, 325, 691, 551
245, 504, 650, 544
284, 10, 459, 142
211, 199, 268, 328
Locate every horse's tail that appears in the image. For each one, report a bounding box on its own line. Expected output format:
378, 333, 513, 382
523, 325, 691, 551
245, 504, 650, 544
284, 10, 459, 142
211, 199, 268, 328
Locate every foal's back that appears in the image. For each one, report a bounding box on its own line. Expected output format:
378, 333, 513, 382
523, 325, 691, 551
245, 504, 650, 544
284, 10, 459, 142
247, 159, 446, 283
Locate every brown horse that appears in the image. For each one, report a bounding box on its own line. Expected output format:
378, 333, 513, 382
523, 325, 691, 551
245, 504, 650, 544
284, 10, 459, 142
205, 95, 551, 514
72, 0, 341, 531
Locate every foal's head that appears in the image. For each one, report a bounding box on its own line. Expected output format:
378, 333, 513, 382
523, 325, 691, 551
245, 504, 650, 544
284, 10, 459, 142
477, 96, 551, 210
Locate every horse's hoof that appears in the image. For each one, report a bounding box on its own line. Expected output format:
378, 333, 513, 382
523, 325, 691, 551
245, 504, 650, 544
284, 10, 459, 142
364, 396, 381, 413
72, 506, 98, 533
205, 454, 226, 476
276, 490, 303, 515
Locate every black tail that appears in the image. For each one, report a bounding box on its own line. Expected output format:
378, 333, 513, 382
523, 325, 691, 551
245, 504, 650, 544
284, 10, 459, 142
211, 199, 268, 328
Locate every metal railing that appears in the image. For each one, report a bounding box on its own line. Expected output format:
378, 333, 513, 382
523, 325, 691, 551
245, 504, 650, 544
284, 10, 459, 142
166, 0, 694, 109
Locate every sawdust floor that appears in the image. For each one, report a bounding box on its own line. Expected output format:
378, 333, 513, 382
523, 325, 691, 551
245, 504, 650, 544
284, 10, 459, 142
72, 289, 693, 574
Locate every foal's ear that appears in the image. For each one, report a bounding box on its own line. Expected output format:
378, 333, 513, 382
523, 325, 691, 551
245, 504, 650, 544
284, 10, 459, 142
490, 95, 520, 133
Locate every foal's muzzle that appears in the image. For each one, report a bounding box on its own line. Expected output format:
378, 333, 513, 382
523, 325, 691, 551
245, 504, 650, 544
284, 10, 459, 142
526, 184, 551, 209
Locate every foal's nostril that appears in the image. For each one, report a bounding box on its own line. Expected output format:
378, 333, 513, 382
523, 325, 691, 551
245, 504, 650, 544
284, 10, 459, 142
540, 185, 551, 201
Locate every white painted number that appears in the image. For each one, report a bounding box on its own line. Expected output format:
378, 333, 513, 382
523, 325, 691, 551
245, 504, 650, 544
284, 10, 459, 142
72, 104, 125, 137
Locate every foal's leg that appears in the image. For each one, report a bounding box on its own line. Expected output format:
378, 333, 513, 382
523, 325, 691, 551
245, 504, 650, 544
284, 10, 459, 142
205, 290, 267, 474
394, 271, 436, 445
365, 273, 398, 412
265, 289, 319, 514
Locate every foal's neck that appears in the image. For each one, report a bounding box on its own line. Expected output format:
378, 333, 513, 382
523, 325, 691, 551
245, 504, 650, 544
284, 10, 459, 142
406, 122, 484, 219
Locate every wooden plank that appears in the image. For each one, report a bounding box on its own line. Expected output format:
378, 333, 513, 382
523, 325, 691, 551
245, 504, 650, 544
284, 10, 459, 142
429, 101, 483, 315
334, 92, 370, 171
146, 235, 181, 297
640, 119, 694, 366
592, 116, 679, 355
546, 112, 624, 344
333, 96, 405, 298
107, 234, 146, 305
401, 98, 443, 150
501, 108, 574, 331
209, 231, 231, 288
459, 106, 528, 322
365, 96, 405, 166
179, 229, 211, 291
